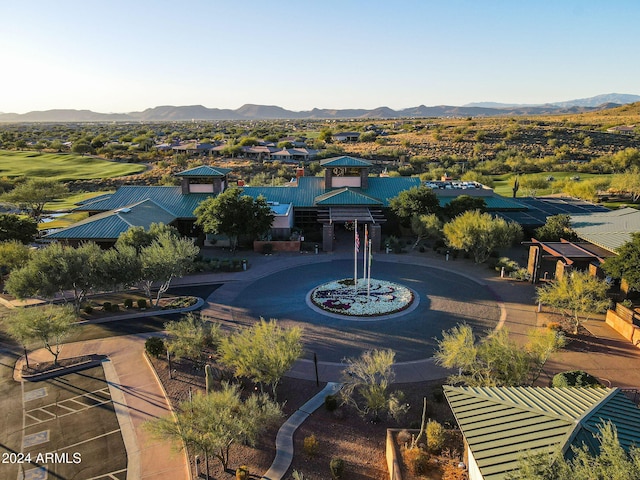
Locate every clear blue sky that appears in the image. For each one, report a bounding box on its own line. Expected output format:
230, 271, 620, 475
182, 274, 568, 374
2, 0, 638, 113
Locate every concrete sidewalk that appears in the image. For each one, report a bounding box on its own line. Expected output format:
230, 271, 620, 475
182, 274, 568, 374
261, 382, 342, 480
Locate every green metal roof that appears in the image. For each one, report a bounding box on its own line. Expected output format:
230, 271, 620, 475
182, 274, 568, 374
365, 177, 421, 205
315, 188, 383, 206
571, 207, 640, 253
176, 165, 232, 177
74, 186, 211, 218
46, 199, 177, 241
444, 386, 640, 480
242, 176, 419, 207
242, 176, 325, 207
320, 156, 373, 168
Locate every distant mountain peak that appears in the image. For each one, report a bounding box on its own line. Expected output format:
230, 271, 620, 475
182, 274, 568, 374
1, 93, 638, 122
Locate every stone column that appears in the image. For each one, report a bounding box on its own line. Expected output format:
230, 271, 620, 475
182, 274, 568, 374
322, 224, 334, 252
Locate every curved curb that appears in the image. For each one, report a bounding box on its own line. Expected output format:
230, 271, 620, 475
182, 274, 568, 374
77, 297, 205, 325
261, 382, 342, 480
20, 355, 107, 382
305, 285, 421, 322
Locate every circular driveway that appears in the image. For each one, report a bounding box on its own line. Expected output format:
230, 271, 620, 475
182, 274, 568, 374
229, 259, 500, 362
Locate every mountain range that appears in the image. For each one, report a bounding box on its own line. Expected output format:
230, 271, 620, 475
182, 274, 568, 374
1, 93, 639, 123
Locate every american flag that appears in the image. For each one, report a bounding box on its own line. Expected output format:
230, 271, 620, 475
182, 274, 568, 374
355, 229, 360, 253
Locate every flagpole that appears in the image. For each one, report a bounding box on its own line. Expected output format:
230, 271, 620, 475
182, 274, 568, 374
353, 219, 358, 294
367, 238, 372, 299
362, 224, 368, 287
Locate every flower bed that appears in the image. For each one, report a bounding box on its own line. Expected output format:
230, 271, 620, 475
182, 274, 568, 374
310, 278, 414, 317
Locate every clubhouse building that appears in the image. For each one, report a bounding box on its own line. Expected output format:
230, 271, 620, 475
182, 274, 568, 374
45, 155, 613, 254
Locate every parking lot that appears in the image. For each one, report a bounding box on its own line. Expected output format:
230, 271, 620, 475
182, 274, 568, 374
5, 365, 127, 480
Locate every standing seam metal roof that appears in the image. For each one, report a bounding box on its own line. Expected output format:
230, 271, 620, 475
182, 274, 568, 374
444, 386, 640, 480
73, 186, 212, 218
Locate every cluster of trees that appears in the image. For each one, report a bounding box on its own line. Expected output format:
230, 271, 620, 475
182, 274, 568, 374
5, 223, 199, 311
434, 324, 565, 387
390, 186, 522, 262
147, 316, 303, 477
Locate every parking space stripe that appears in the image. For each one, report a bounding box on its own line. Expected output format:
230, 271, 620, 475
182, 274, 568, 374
85, 467, 127, 480
58, 429, 121, 451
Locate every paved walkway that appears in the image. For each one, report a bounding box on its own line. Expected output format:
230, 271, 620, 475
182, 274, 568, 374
261, 382, 342, 480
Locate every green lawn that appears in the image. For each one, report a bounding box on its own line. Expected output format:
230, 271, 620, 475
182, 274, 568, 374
492, 171, 613, 197
0, 150, 146, 181
45, 190, 114, 211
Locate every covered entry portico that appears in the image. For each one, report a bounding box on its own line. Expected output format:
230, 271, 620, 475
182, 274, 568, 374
318, 206, 385, 252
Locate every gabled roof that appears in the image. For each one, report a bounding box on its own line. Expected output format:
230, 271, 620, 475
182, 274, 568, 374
242, 176, 325, 207
445, 386, 640, 480
176, 165, 232, 177
46, 199, 177, 241
365, 177, 421, 205
74, 186, 211, 218
314, 188, 383, 206
320, 156, 372, 168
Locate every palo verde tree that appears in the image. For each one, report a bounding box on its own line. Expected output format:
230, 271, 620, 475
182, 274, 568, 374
5, 305, 76, 366
536, 271, 610, 335
219, 318, 303, 398
144, 383, 281, 476
340, 348, 408, 422
195, 187, 274, 252
138, 232, 200, 307
0, 240, 31, 275
534, 214, 579, 242
602, 232, 640, 292
164, 313, 221, 365
434, 323, 565, 387
609, 166, 640, 203
5, 241, 104, 313
0, 178, 68, 222
443, 210, 522, 263
410, 213, 442, 249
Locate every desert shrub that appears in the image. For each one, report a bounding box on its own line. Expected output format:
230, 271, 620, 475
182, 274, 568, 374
552, 370, 602, 388
145, 337, 165, 357
329, 457, 345, 479
546, 322, 562, 331
403, 447, 430, 476
303, 434, 318, 457
124, 298, 133, 309
426, 420, 446, 452
509, 268, 531, 281
494, 257, 520, 273
83, 305, 93, 314
397, 429, 412, 446
102, 301, 112, 312
111, 303, 120, 312
137, 298, 147, 309
324, 394, 338, 411
236, 465, 249, 480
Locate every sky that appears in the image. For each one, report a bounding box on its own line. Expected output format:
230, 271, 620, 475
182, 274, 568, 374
1, 0, 639, 114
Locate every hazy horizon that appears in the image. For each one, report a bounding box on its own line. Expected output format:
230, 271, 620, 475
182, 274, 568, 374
2, 1, 639, 114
